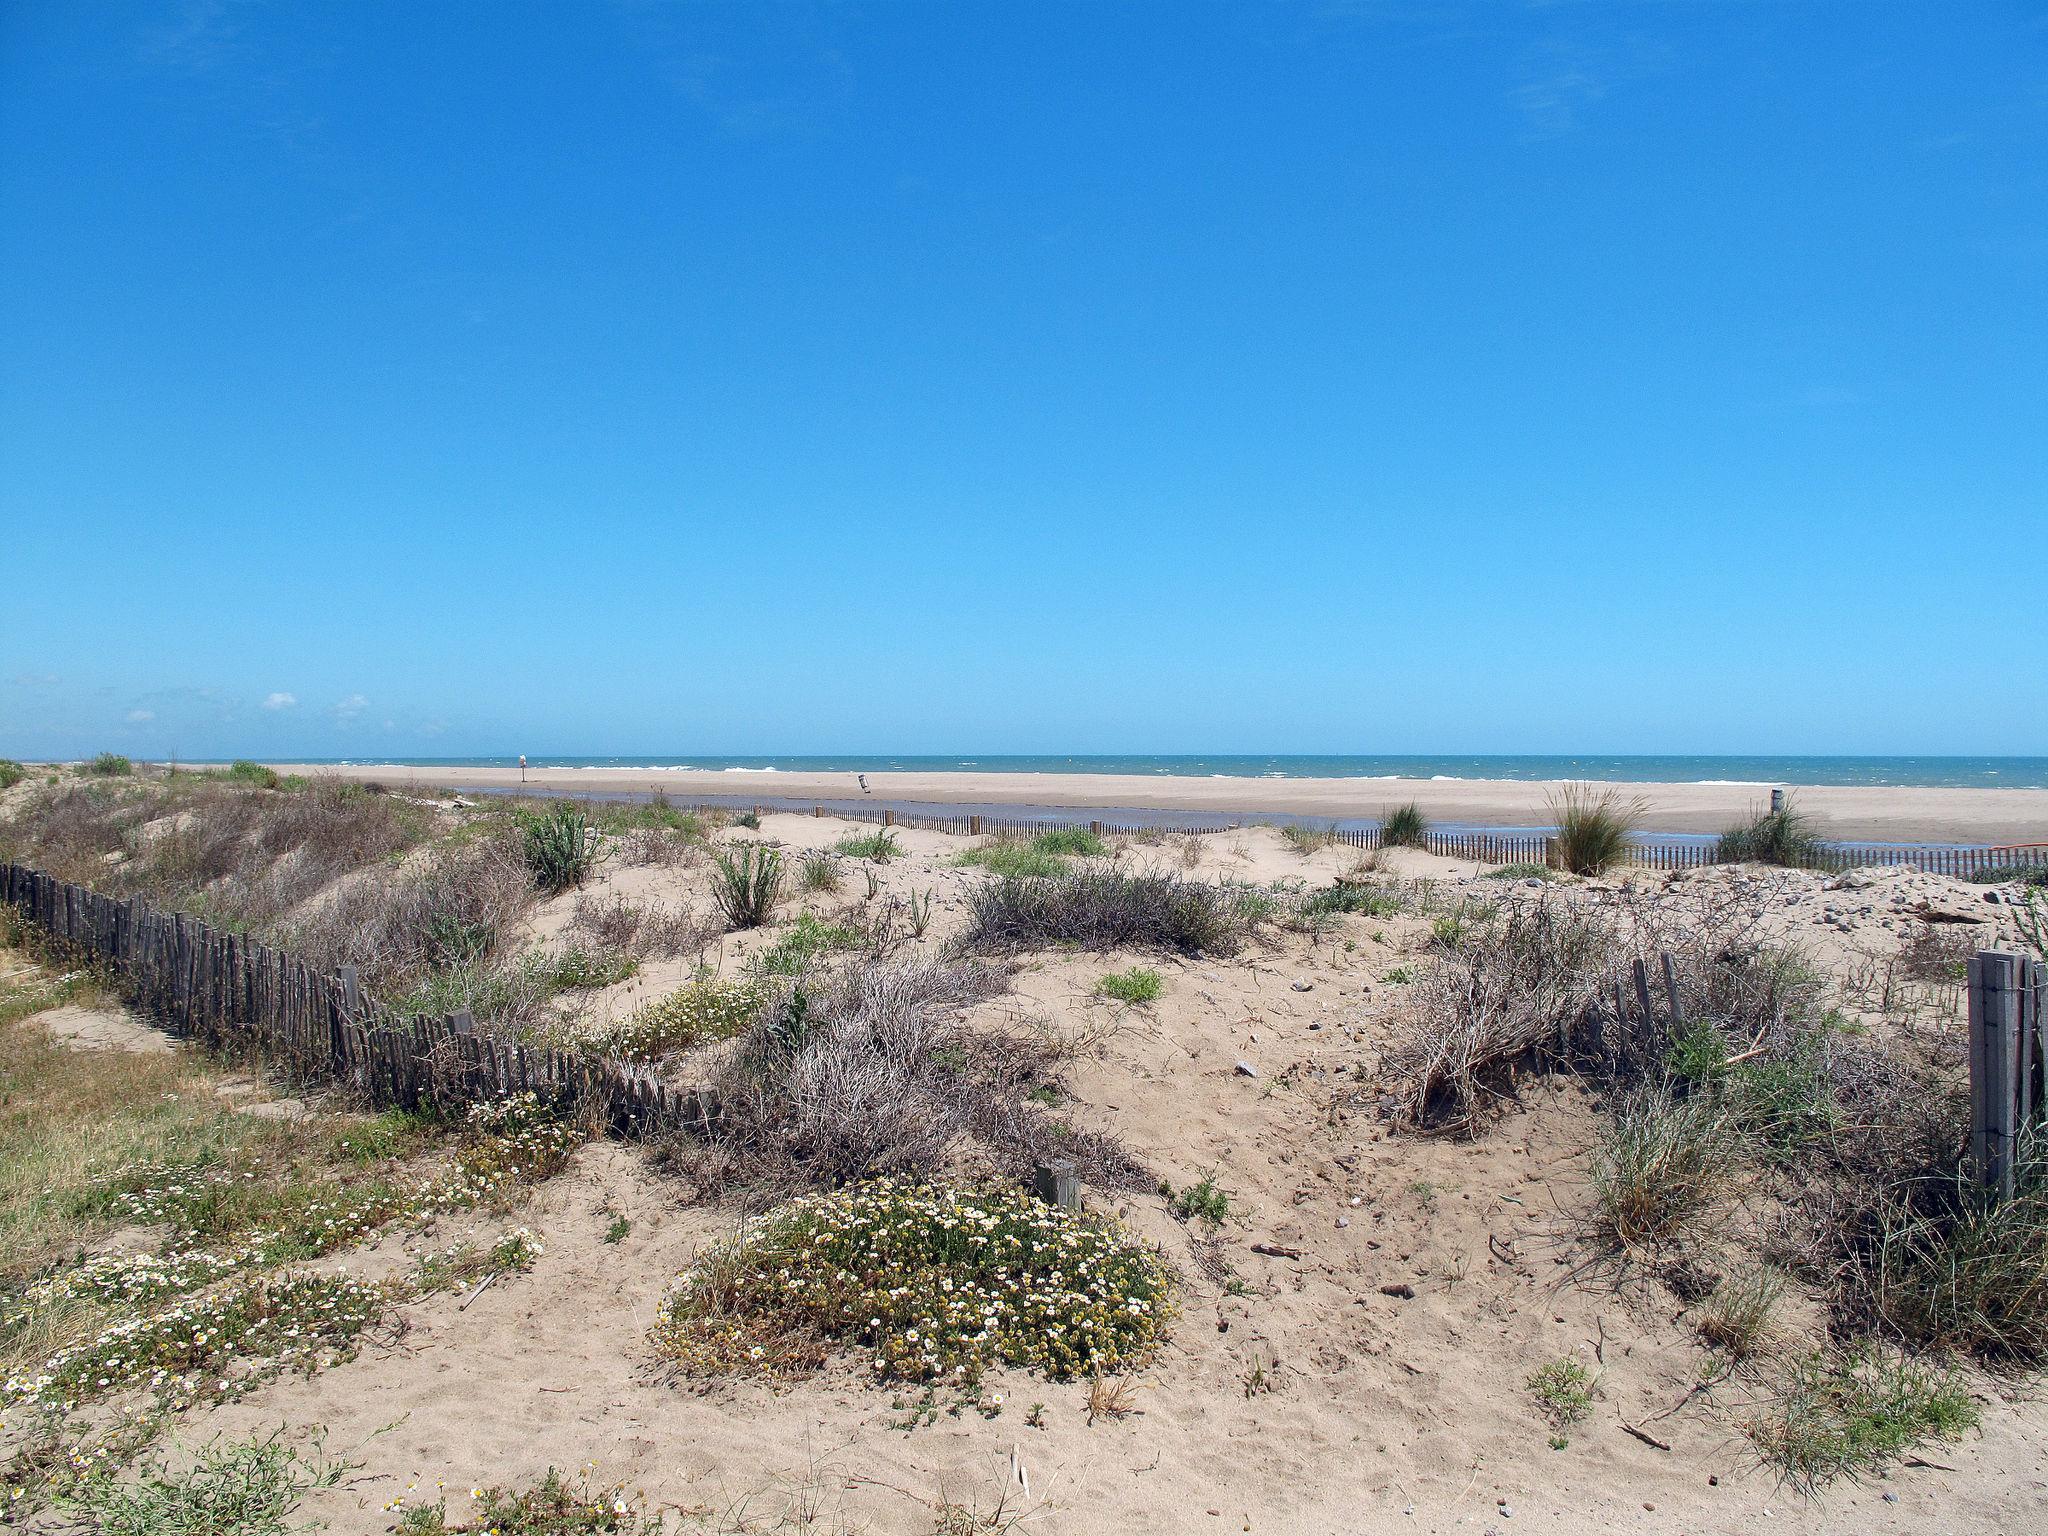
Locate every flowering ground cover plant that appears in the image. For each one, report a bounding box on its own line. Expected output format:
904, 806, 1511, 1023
653, 1179, 1173, 1385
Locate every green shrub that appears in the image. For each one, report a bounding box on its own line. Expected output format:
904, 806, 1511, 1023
518, 802, 602, 892
85, 752, 131, 777
1716, 797, 1825, 867
835, 829, 902, 861
653, 1180, 1173, 1384
1033, 827, 1107, 857
1546, 783, 1644, 875
963, 869, 1251, 957
1097, 966, 1162, 1005
225, 760, 281, 789
1485, 862, 1556, 881
752, 912, 856, 976
1299, 880, 1404, 919
711, 845, 784, 928
545, 945, 637, 990
1379, 802, 1428, 850
732, 809, 762, 830
1748, 1347, 1976, 1492
584, 975, 770, 1061
1967, 862, 2048, 887
0, 759, 26, 790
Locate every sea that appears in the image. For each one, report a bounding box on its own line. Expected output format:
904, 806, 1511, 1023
321, 755, 2048, 790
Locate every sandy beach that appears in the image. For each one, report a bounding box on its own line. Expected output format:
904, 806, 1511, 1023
269, 764, 2048, 845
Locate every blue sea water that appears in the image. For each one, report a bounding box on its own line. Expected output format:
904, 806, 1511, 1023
323, 755, 2048, 790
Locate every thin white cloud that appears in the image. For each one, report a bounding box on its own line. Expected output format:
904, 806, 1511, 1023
331, 693, 369, 721
126, 709, 155, 723
262, 691, 297, 710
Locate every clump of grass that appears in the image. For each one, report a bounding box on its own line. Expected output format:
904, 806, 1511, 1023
1485, 862, 1556, 881
835, 829, 901, 861
960, 842, 1069, 879
1967, 862, 2048, 887
1378, 802, 1428, 850
544, 944, 637, 990
963, 869, 1252, 957
0, 759, 26, 790
62, 1429, 349, 1536
712, 845, 784, 929
1526, 1356, 1595, 1431
1746, 1347, 1976, 1492
652, 1180, 1173, 1384
518, 802, 603, 893
732, 809, 762, 830
798, 850, 841, 892
1695, 1266, 1784, 1361
1280, 823, 1338, 855
224, 760, 280, 790
85, 753, 132, 777
752, 913, 857, 976
1865, 1164, 2048, 1364
1546, 783, 1645, 875
1164, 1171, 1229, 1227
1590, 1084, 1739, 1249
1716, 796, 1824, 867
1033, 828, 1106, 857
1097, 967, 1162, 1005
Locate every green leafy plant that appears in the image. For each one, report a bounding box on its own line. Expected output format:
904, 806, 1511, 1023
518, 802, 603, 892
395, 1468, 648, 1534
712, 844, 785, 928
1526, 1357, 1595, 1434
752, 912, 856, 976
225, 760, 281, 789
61, 1429, 348, 1536
577, 974, 769, 1060
0, 758, 30, 789
86, 752, 132, 777
1097, 967, 1162, 1005
1299, 880, 1404, 919
1164, 1170, 1230, 1227
798, 850, 841, 892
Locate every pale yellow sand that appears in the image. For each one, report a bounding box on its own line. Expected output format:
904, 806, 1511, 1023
268, 764, 2048, 845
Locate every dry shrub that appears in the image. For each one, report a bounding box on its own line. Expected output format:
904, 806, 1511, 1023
281, 835, 532, 998
569, 894, 708, 959
1382, 898, 1615, 1133
1895, 921, 1976, 983
685, 957, 1139, 1197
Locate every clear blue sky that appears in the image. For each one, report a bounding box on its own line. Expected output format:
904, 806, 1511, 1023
3, 2, 2043, 761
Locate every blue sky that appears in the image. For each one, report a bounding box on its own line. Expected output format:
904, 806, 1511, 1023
3, 1, 2043, 761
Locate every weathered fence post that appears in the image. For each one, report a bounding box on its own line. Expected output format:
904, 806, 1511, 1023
1033, 1158, 1081, 1211
969, 815, 982, 836
1770, 788, 1786, 815
883, 808, 895, 827
1969, 950, 2024, 1202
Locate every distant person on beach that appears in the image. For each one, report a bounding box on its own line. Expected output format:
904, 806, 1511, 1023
519, 754, 527, 783
858, 773, 869, 794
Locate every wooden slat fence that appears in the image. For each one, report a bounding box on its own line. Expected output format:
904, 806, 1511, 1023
743, 802, 2047, 877
0, 862, 713, 1138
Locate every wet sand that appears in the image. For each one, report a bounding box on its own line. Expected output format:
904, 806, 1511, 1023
264, 764, 2048, 845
